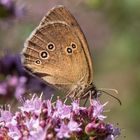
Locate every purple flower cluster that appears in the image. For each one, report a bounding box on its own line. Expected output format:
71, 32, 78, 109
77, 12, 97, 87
0, 54, 53, 99
0, 75, 27, 99
0, 0, 25, 19
0, 95, 120, 139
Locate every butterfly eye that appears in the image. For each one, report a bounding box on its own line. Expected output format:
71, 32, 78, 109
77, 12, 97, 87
47, 42, 55, 51
71, 42, 77, 49
35, 59, 41, 65
66, 47, 73, 54
40, 51, 49, 59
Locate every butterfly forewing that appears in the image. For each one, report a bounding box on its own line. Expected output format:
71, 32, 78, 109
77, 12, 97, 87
22, 5, 94, 97
40, 5, 93, 83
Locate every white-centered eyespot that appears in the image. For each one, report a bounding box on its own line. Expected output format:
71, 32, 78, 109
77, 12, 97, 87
35, 59, 42, 65
66, 47, 73, 54
47, 42, 55, 51
39, 51, 49, 59
71, 42, 77, 49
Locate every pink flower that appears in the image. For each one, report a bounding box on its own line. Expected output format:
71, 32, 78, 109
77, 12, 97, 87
0, 0, 13, 8
0, 109, 12, 122
0, 83, 7, 95
68, 119, 81, 132
19, 94, 42, 115
53, 99, 71, 119
0, 95, 120, 139
72, 100, 86, 114
55, 123, 70, 139
91, 100, 108, 120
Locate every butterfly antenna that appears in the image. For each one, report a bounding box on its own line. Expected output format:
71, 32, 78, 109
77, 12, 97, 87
99, 88, 119, 94
98, 89, 122, 105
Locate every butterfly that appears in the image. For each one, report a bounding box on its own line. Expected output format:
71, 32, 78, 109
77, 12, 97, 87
21, 5, 97, 100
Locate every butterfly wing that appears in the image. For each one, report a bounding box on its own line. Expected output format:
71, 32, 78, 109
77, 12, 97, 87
22, 6, 93, 94
40, 5, 93, 83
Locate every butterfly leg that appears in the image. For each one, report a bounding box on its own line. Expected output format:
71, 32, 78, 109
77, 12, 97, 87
83, 90, 92, 106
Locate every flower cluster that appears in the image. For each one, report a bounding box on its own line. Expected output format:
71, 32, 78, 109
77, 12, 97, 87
0, 75, 27, 99
0, 95, 120, 139
0, 0, 25, 19
0, 54, 53, 100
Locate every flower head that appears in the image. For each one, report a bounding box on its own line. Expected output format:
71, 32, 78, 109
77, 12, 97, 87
0, 109, 12, 122
19, 94, 42, 115
0, 75, 27, 99
0, 95, 120, 139
55, 122, 70, 139
53, 99, 71, 119
91, 100, 108, 120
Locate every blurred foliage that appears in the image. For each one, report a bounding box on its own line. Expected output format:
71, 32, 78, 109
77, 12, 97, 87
0, 0, 140, 139
88, 0, 140, 139
86, 0, 104, 9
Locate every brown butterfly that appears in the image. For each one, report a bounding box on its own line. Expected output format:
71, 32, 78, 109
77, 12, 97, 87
21, 5, 97, 100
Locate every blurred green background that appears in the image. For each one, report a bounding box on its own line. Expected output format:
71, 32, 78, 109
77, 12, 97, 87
0, 0, 140, 139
